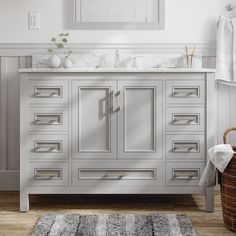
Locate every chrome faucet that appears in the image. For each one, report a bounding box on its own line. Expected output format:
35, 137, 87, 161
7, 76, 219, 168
114, 47, 121, 68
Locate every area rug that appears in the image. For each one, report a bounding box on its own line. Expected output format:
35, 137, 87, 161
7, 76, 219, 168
32, 214, 197, 236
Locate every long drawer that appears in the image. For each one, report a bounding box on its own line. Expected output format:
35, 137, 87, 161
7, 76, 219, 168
166, 162, 204, 186
71, 161, 163, 187
166, 80, 205, 104
28, 107, 69, 132
166, 134, 205, 160
27, 80, 69, 104
27, 134, 69, 159
28, 162, 69, 186
166, 107, 205, 132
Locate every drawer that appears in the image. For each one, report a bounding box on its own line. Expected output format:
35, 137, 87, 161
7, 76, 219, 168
166, 162, 204, 186
28, 107, 69, 132
166, 107, 205, 132
29, 162, 69, 186
27, 80, 68, 104
166, 134, 205, 160
72, 161, 163, 187
27, 134, 69, 159
166, 80, 205, 104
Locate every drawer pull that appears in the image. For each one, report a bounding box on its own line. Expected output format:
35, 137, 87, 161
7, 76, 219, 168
78, 169, 155, 180
172, 114, 199, 125
172, 87, 199, 97
104, 172, 127, 179
34, 114, 62, 125
34, 142, 61, 153
173, 169, 199, 180
34, 169, 62, 180
34, 87, 61, 98
172, 142, 199, 153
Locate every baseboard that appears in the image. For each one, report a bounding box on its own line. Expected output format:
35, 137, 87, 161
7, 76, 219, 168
0, 170, 19, 191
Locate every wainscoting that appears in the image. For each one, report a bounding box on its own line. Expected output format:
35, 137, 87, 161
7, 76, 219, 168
0, 43, 235, 190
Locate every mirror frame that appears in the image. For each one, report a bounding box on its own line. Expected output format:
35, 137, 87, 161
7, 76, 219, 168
68, 0, 165, 30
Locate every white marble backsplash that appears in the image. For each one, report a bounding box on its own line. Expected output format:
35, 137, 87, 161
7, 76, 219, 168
32, 53, 202, 69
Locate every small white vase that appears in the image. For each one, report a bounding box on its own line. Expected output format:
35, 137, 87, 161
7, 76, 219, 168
48, 55, 61, 68
63, 57, 73, 68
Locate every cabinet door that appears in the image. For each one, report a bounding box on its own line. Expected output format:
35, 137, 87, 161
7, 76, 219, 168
72, 80, 116, 158
118, 80, 162, 158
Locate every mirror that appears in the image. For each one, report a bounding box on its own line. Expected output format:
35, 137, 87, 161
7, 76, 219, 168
70, 0, 165, 29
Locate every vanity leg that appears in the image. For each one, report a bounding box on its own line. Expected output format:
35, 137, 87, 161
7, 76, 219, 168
205, 187, 214, 212
20, 191, 29, 212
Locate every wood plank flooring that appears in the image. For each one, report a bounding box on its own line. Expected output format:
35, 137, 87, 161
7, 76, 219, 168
0, 191, 235, 236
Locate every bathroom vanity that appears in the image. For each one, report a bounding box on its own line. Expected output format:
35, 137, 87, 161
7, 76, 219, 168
19, 68, 216, 212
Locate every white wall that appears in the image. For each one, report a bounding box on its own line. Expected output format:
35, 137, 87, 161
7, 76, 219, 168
0, 0, 233, 44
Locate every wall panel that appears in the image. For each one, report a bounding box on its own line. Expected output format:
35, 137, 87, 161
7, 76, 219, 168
0, 57, 7, 170
6, 57, 20, 170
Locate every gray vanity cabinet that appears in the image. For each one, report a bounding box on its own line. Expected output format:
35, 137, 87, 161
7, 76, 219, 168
19, 70, 215, 213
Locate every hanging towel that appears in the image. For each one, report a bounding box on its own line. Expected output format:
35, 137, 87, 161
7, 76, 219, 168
199, 144, 235, 187
216, 16, 235, 82
232, 18, 236, 81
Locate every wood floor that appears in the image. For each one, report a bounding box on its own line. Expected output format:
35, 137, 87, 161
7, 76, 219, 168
0, 191, 235, 236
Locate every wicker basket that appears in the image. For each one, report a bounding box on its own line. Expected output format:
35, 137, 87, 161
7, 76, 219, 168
221, 127, 236, 232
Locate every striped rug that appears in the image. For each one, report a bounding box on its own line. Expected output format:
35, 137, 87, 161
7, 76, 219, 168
32, 214, 197, 236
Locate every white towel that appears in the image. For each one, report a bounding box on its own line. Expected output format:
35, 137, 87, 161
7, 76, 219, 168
199, 144, 235, 187
232, 18, 236, 82
216, 16, 235, 82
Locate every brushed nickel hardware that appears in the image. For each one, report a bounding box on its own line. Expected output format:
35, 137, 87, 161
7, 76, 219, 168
34, 114, 61, 125
34, 141, 61, 153
172, 141, 199, 153
172, 87, 199, 97
115, 90, 121, 112
34, 87, 62, 98
111, 90, 121, 112
35, 119, 59, 124
173, 169, 199, 180
104, 172, 127, 179
111, 91, 114, 111
34, 169, 62, 180
172, 114, 199, 125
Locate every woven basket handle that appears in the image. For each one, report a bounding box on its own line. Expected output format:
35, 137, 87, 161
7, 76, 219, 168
223, 127, 236, 148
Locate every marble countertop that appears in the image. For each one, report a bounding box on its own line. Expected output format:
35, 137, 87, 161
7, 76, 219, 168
19, 67, 216, 73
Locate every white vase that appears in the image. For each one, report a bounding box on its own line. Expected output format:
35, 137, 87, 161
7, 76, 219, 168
48, 55, 61, 68
63, 57, 73, 68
